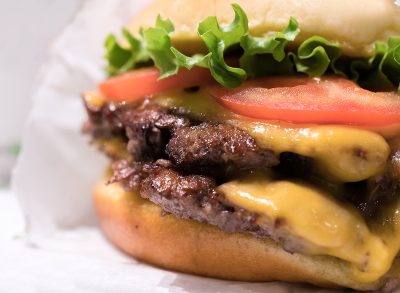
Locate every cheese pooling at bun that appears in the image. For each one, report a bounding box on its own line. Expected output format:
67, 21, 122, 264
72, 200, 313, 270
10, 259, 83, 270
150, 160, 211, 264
82, 0, 400, 291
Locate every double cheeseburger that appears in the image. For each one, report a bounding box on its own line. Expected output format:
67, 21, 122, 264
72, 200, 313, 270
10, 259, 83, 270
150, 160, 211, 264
82, 0, 400, 291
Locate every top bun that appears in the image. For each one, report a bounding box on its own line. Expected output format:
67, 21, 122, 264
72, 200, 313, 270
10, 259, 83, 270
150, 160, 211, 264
127, 0, 400, 57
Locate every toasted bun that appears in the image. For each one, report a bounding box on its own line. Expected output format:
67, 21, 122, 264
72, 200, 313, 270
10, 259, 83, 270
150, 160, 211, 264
93, 178, 398, 291
126, 0, 400, 57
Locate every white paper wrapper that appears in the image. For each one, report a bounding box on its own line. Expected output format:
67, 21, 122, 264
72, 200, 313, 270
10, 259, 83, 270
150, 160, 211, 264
10, 0, 344, 292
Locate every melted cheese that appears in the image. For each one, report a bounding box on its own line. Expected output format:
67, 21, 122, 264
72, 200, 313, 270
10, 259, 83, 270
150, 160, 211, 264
218, 174, 400, 283
95, 137, 130, 160
234, 122, 389, 182
153, 91, 390, 182
83, 91, 105, 108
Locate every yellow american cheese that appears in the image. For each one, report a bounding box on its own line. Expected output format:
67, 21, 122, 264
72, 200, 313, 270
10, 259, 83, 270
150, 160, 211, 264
218, 174, 400, 283
233, 121, 389, 182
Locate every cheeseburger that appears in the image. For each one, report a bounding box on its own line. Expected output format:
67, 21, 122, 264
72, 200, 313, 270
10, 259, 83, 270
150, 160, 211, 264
82, 0, 400, 291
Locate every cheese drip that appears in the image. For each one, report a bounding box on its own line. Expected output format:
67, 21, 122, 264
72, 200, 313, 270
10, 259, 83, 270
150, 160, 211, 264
218, 174, 400, 283
153, 90, 390, 182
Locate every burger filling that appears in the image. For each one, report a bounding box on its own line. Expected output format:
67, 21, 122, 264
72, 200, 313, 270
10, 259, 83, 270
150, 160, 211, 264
84, 3, 400, 288
83, 85, 400, 284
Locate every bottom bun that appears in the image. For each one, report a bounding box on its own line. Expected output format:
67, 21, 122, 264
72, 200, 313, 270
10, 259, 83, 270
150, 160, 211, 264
93, 178, 396, 291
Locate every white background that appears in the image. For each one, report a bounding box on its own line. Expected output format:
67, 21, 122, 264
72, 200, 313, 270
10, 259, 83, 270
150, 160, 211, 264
0, 0, 85, 185
0, 0, 84, 146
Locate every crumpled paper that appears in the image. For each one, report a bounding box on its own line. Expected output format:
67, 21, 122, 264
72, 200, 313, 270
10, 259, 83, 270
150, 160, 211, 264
10, 0, 339, 292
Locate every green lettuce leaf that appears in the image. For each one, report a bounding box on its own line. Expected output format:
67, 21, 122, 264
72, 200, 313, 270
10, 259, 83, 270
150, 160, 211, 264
377, 37, 400, 90
104, 29, 151, 76
170, 48, 210, 69
291, 36, 342, 77
196, 4, 248, 87
171, 3, 248, 87
198, 3, 248, 48
104, 4, 400, 90
349, 43, 394, 91
141, 16, 178, 78
239, 17, 299, 77
200, 30, 247, 88
155, 15, 174, 34
104, 34, 133, 76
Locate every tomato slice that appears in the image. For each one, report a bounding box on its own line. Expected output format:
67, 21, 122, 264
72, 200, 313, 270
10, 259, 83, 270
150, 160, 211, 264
99, 67, 215, 102
208, 76, 400, 126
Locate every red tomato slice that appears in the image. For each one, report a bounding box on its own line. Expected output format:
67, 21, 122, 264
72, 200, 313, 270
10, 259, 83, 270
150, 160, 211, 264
208, 76, 400, 126
99, 67, 215, 102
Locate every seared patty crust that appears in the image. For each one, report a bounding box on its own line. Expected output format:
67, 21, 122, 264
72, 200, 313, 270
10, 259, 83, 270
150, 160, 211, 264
166, 123, 279, 176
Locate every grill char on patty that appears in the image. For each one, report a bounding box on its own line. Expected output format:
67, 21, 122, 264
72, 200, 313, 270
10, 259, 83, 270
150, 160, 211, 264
166, 123, 279, 177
